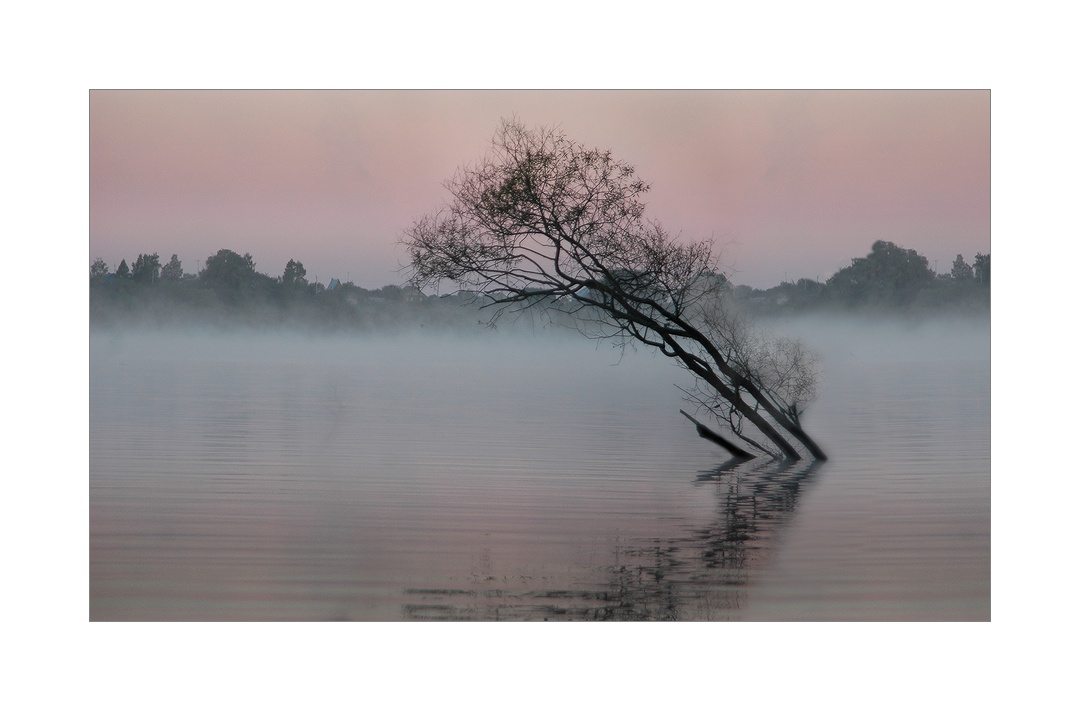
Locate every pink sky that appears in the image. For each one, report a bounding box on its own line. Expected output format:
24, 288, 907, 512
90, 90, 989, 289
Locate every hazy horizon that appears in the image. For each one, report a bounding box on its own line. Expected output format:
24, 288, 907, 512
89, 90, 990, 290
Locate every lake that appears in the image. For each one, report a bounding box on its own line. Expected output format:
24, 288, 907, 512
89, 316, 990, 621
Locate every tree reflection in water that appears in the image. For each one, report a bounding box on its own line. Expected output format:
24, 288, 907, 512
403, 458, 822, 621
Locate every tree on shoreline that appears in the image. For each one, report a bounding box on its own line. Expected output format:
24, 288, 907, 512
161, 254, 183, 282
281, 259, 308, 290
974, 253, 990, 286
90, 258, 109, 283
199, 249, 258, 300
132, 253, 161, 284
951, 254, 974, 282
826, 240, 935, 306
403, 120, 827, 461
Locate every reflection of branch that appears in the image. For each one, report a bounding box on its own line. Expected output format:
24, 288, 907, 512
692, 458, 822, 575
402, 458, 824, 621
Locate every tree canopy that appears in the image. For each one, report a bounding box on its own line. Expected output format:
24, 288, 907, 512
161, 254, 183, 282
404, 120, 827, 460
282, 259, 308, 289
951, 254, 974, 282
974, 253, 990, 285
200, 249, 258, 298
90, 258, 109, 282
132, 253, 161, 284
826, 240, 936, 305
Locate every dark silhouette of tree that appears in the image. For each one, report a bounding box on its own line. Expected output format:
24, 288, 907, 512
376, 284, 403, 301
826, 240, 935, 305
132, 253, 161, 284
115, 259, 130, 279
973, 252, 990, 286
404, 120, 825, 461
281, 259, 308, 289
90, 258, 109, 282
199, 249, 258, 300
950, 254, 974, 282
161, 254, 183, 282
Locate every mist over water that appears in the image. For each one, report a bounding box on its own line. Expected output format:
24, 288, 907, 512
89, 315, 989, 620
742, 316, 990, 619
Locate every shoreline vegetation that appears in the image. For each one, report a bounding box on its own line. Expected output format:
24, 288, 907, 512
90, 241, 989, 332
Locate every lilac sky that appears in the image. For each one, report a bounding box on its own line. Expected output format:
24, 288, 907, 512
90, 90, 989, 289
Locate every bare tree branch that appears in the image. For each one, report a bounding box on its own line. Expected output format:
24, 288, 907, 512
402, 120, 827, 461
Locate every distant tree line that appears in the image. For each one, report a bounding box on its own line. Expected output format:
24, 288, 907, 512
730, 241, 989, 317
89, 242, 989, 329
89, 248, 476, 331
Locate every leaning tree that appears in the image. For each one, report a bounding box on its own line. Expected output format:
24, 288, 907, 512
404, 120, 826, 461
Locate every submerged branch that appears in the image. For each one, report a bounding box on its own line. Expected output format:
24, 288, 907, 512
680, 410, 753, 460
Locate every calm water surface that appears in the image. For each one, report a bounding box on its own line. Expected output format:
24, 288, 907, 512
89, 318, 989, 621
